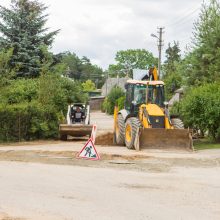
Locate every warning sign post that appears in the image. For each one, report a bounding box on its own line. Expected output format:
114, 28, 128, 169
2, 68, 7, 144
76, 138, 100, 161
90, 124, 97, 144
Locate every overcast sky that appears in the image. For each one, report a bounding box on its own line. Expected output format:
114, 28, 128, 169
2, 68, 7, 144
2, 0, 207, 69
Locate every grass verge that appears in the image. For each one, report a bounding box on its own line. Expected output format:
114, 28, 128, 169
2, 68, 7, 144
194, 139, 220, 150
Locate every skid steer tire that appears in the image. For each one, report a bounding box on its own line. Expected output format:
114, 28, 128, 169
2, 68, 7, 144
115, 114, 125, 145
125, 117, 141, 149
171, 118, 184, 129
60, 134, 67, 141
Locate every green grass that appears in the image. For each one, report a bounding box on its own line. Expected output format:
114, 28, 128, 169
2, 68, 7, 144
194, 139, 220, 150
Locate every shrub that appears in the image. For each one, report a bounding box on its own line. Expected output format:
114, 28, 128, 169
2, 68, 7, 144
164, 72, 182, 100
177, 82, 220, 141
0, 79, 38, 104
117, 96, 125, 110
0, 75, 87, 142
0, 102, 63, 141
82, 79, 96, 92
102, 86, 125, 114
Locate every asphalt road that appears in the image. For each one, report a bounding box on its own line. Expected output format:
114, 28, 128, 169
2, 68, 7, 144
0, 111, 220, 220
0, 161, 220, 220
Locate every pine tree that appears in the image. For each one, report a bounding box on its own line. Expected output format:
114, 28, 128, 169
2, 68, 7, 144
0, 0, 59, 77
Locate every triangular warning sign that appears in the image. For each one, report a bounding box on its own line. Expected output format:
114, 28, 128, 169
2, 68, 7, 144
76, 138, 100, 161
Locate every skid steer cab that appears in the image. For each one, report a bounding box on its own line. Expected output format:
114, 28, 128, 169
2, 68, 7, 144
70, 104, 87, 124
113, 80, 193, 151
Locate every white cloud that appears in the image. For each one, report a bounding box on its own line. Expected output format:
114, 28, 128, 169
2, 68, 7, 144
1, 0, 204, 69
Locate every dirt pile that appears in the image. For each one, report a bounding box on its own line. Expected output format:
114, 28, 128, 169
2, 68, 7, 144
95, 132, 114, 145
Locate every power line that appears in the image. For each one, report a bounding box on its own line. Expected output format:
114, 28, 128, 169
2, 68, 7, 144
165, 5, 200, 28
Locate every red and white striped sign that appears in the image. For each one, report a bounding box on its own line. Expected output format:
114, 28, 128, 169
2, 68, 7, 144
90, 124, 97, 144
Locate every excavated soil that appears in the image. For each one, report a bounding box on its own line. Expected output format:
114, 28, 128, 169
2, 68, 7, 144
0, 149, 219, 173
95, 132, 114, 145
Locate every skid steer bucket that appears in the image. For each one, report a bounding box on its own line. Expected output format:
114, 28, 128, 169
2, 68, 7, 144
59, 124, 93, 138
135, 128, 193, 151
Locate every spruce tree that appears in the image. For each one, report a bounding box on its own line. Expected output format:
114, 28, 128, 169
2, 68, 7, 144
0, 0, 59, 77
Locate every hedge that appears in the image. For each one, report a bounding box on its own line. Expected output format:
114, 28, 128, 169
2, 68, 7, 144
172, 82, 220, 141
0, 102, 64, 142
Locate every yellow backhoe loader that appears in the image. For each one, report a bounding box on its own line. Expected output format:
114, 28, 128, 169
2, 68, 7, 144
113, 68, 193, 150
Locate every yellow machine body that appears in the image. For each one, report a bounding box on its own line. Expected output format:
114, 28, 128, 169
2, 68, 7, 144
113, 76, 193, 151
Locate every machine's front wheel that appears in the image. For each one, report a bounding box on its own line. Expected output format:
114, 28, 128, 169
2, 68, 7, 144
171, 118, 184, 129
115, 114, 125, 145
125, 117, 141, 149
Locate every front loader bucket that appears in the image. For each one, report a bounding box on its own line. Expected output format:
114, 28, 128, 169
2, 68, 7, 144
59, 124, 93, 138
137, 128, 193, 151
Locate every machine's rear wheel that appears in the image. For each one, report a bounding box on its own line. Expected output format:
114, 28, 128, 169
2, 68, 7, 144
115, 114, 125, 145
171, 118, 184, 129
125, 117, 141, 149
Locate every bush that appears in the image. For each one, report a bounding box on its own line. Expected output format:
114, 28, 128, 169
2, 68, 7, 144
82, 79, 96, 92
164, 72, 182, 100
117, 96, 125, 110
0, 75, 87, 142
38, 74, 88, 114
0, 102, 63, 141
0, 79, 38, 104
102, 86, 125, 114
177, 82, 220, 141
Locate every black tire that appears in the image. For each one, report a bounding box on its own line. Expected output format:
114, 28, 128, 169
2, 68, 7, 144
115, 114, 125, 145
171, 118, 184, 129
125, 117, 141, 149
60, 134, 67, 141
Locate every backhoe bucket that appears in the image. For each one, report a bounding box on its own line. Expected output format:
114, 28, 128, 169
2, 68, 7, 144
136, 128, 193, 151
59, 124, 93, 138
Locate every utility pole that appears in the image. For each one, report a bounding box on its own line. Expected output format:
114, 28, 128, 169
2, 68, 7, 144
105, 71, 108, 96
151, 27, 164, 79
157, 27, 164, 79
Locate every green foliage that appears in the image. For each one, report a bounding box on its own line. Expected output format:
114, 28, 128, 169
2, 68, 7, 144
108, 49, 158, 77
163, 42, 183, 99
102, 86, 125, 114
164, 72, 183, 100
0, 101, 62, 141
0, 79, 38, 104
0, 48, 15, 86
184, 0, 220, 86
163, 41, 181, 76
58, 52, 105, 88
0, 74, 87, 142
0, 0, 59, 77
117, 96, 125, 110
82, 80, 96, 92
176, 82, 220, 141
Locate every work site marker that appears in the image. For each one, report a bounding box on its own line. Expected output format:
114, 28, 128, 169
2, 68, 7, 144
90, 124, 97, 144
76, 138, 100, 161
